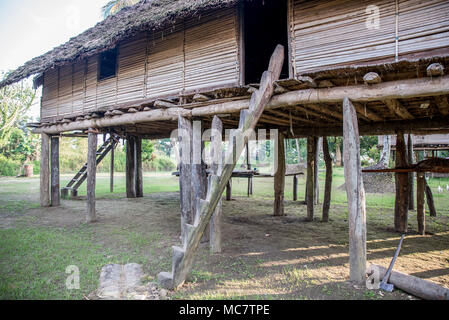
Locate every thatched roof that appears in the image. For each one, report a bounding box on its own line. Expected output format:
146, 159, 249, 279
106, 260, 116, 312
0, 0, 239, 88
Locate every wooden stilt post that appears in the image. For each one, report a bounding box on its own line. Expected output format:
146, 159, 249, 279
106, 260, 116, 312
425, 182, 437, 217
226, 180, 232, 201
110, 135, 114, 193
210, 116, 223, 253
135, 137, 143, 198
126, 136, 136, 198
417, 172, 426, 235
314, 137, 321, 205
40, 133, 50, 207
343, 97, 366, 284
274, 131, 286, 216
246, 142, 252, 196
293, 175, 298, 201
408, 134, 415, 210
178, 116, 193, 242
50, 136, 60, 207
87, 130, 97, 223
322, 137, 332, 222
306, 136, 316, 221
394, 132, 409, 233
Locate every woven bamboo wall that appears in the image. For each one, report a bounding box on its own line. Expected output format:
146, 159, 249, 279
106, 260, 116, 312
41, 7, 240, 121
291, 0, 449, 74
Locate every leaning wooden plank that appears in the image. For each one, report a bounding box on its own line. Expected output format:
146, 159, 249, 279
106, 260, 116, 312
372, 264, 449, 300
158, 45, 285, 290
343, 97, 366, 285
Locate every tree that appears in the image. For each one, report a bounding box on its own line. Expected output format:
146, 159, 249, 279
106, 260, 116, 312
0, 74, 36, 149
102, 0, 139, 18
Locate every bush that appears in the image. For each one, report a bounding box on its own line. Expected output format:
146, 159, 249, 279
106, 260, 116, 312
0, 154, 20, 176
144, 154, 176, 172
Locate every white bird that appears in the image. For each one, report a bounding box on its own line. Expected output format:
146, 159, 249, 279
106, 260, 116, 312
438, 186, 443, 193
446, 184, 449, 192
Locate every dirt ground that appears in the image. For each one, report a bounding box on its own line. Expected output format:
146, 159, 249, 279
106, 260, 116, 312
2, 184, 448, 300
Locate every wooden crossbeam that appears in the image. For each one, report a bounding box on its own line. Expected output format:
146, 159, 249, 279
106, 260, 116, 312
353, 103, 383, 122
435, 95, 449, 116
384, 99, 414, 120
266, 109, 319, 125
305, 104, 343, 121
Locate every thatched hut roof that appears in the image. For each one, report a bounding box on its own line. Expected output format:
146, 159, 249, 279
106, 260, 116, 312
0, 0, 239, 88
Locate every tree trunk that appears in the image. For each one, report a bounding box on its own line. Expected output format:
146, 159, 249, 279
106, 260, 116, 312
408, 134, 414, 210
50, 136, 60, 207
335, 138, 342, 167
274, 132, 286, 216
379, 135, 391, 167
394, 132, 409, 233
87, 130, 98, 223
417, 173, 426, 235
40, 134, 50, 207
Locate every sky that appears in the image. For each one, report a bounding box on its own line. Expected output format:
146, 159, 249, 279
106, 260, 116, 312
0, 0, 108, 118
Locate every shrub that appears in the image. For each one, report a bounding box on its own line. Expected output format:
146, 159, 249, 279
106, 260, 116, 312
0, 154, 20, 176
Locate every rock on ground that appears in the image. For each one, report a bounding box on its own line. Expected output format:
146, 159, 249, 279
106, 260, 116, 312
89, 263, 168, 300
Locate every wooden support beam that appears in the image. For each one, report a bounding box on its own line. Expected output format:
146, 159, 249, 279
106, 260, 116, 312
394, 132, 409, 233
33, 76, 449, 135
226, 180, 232, 201
40, 133, 50, 207
126, 136, 136, 198
435, 95, 449, 116
293, 175, 298, 201
266, 109, 319, 125
408, 134, 415, 210
425, 181, 437, 217
135, 137, 143, 198
417, 172, 426, 235
306, 136, 317, 221
191, 121, 207, 225
322, 137, 332, 222
353, 103, 383, 122
305, 104, 342, 121
343, 97, 366, 284
50, 136, 60, 207
246, 142, 252, 196
178, 116, 193, 242
87, 130, 97, 223
384, 99, 414, 120
274, 132, 286, 216
110, 136, 114, 193
210, 116, 223, 253
314, 137, 320, 205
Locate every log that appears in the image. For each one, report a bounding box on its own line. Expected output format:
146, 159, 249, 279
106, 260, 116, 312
322, 137, 332, 222
384, 99, 414, 120
425, 182, 437, 217
408, 134, 415, 210
426, 63, 444, 77
394, 133, 409, 233
416, 172, 426, 235
40, 133, 50, 207
178, 116, 193, 242
126, 137, 136, 198
363, 72, 381, 85
274, 132, 286, 216
314, 137, 320, 205
50, 136, 60, 207
87, 130, 97, 223
135, 137, 143, 198
32, 76, 449, 135
210, 116, 223, 254
343, 97, 367, 284
306, 136, 317, 221
372, 264, 449, 300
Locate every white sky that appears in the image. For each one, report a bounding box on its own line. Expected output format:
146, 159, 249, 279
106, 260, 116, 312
0, 0, 108, 119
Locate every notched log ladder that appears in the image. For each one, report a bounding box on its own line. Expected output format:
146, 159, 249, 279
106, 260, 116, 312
61, 134, 119, 199
158, 45, 285, 290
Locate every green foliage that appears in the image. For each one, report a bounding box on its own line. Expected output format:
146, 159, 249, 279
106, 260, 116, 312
141, 140, 154, 162
0, 154, 20, 176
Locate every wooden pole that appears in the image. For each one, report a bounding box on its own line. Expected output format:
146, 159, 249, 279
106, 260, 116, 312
226, 180, 232, 201
110, 136, 114, 193
50, 136, 60, 207
274, 132, 286, 216
40, 133, 50, 207
210, 116, 223, 253
314, 137, 321, 205
417, 172, 426, 235
126, 136, 136, 198
343, 97, 366, 284
394, 132, 409, 233
135, 137, 143, 198
306, 136, 316, 221
408, 134, 415, 210
425, 182, 437, 217
178, 116, 193, 243
87, 130, 97, 223
322, 137, 332, 222
246, 142, 252, 196
293, 175, 298, 201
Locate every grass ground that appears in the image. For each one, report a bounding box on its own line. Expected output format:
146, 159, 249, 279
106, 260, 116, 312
0, 168, 448, 300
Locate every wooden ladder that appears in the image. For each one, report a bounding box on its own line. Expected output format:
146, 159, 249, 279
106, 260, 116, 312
158, 45, 285, 290
61, 134, 119, 198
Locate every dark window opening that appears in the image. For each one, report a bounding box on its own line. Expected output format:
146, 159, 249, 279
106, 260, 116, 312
98, 48, 118, 80
243, 0, 289, 84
